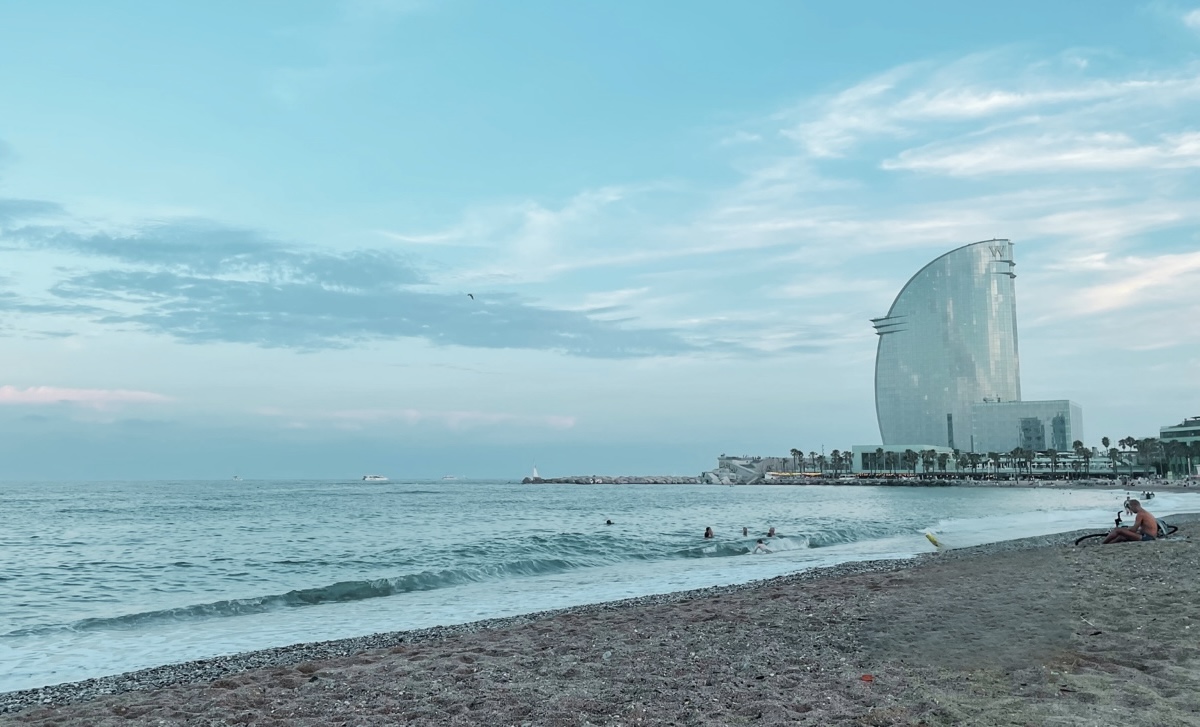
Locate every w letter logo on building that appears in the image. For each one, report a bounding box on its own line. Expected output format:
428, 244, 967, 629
989, 244, 1007, 258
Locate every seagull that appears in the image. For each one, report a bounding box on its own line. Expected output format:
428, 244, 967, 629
467, 293, 474, 300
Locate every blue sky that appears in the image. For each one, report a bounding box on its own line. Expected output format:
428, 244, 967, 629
2, 1, 1199, 480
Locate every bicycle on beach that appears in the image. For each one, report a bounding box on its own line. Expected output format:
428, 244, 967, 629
1073, 510, 1177, 546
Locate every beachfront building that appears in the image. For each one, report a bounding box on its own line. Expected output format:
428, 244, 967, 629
849, 444, 959, 475
971, 400, 1084, 454
872, 239, 1020, 450
1161, 416, 1200, 477
1161, 416, 1200, 445
870, 238, 1084, 453
700, 454, 793, 484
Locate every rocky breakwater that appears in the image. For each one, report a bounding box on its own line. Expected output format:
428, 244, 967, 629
521, 475, 699, 485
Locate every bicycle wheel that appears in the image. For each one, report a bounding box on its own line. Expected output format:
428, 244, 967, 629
1074, 532, 1106, 546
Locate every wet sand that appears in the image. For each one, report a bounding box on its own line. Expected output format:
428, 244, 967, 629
4, 519, 1199, 726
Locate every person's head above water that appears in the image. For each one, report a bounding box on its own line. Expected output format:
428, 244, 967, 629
605, 519, 613, 525
704, 526, 714, 538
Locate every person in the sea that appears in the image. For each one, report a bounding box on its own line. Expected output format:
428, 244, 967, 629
767, 526, 776, 538
704, 526, 714, 539
1103, 499, 1158, 543
753, 539, 772, 554
742, 526, 748, 537
605, 519, 613, 525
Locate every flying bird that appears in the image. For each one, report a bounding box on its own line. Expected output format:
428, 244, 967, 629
467, 293, 474, 300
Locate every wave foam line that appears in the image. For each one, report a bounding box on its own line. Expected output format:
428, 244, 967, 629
3, 557, 603, 637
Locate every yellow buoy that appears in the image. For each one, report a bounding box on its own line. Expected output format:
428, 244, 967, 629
925, 532, 942, 549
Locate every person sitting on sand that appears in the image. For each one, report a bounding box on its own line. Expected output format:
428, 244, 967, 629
704, 526, 714, 539
753, 539, 772, 554
1103, 499, 1158, 544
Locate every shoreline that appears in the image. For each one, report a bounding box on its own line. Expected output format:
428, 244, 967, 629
524, 475, 1198, 491
6, 512, 1199, 722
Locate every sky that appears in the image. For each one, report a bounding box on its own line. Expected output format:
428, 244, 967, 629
1, 1, 1199, 480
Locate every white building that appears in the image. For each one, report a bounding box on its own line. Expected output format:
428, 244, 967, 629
700, 454, 792, 484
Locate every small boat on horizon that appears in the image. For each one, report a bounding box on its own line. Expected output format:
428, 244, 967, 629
362, 474, 389, 482
441, 475, 459, 481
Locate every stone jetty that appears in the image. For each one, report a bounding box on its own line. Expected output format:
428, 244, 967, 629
521, 475, 698, 485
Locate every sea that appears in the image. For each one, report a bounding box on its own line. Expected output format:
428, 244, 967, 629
2, 479, 1198, 693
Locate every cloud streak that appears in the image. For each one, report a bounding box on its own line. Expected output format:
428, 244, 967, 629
0, 385, 171, 407
255, 406, 577, 431
884, 132, 1200, 176
1, 205, 699, 357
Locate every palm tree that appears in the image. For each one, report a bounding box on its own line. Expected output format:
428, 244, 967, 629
1119, 436, 1136, 476
875, 447, 884, 476
830, 449, 842, 477
1045, 449, 1059, 478
988, 452, 1001, 475
1164, 440, 1184, 477
927, 449, 938, 475
937, 451, 950, 473
1074, 441, 1092, 477
790, 448, 803, 473
1009, 447, 1022, 476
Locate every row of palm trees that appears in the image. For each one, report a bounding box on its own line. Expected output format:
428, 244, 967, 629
789, 448, 854, 477
1097, 435, 1200, 477
787, 436, 1200, 479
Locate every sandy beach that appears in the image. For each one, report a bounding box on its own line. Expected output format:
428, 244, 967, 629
4, 518, 1198, 726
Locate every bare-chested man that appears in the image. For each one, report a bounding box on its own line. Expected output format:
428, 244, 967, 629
1103, 499, 1158, 544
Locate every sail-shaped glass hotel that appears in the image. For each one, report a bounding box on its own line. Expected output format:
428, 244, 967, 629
872, 238, 1083, 454
873, 239, 1022, 450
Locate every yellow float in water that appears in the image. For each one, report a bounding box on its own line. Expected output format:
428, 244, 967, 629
925, 532, 942, 549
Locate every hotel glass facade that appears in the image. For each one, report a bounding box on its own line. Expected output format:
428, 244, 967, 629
874, 239, 1021, 449
970, 400, 1084, 454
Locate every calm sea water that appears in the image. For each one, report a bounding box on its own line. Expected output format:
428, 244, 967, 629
2, 479, 1197, 692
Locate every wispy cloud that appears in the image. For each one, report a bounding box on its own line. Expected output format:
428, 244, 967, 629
1, 203, 699, 357
0, 385, 171, 407
255, 406, 576, 431
884, 132, 1200, 175
1185, 8, 1200, 30
1063, 250, 1200, 316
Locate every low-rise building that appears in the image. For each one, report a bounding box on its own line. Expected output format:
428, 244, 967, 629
849, 444, 958, 475
1161, 416, 1200, 445
700, 454, 793, 484
970, 399, 1083, 453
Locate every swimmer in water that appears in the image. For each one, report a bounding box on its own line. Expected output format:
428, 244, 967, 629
767, 526, 776, 538
605, 519, 613, 525
754, 539, 772, 554
742, 526, 748, 537
704, 526, 714, 539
